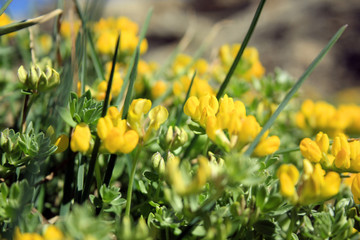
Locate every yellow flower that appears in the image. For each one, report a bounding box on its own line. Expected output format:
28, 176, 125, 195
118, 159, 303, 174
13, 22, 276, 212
70, 123, 91, 153
97, 107, 139, 154
127, 99, 152, 136
300, 138, 322, 163
332, 133, 350, 169
237, 115, 261, 144
351, 173, 360, 204
151, 81, 167, 99
144, 106, 169, 141
54, 134, 69, 154
253, 135, 280, 157
277, 164, 299, 198
14, 227, 43, 240
299, 162, 340, 205
43, 225, 64, 240
166, 155, 211, 196
46, 126, 69, 154
184, 95, 218, 127
148, 106, 169, 131
60, 20, 81, 39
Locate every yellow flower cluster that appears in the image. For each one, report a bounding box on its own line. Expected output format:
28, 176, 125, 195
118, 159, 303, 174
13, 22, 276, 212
97, 106, 138, 154
296, 99, 360, 136
166, 154, 211, 196
300, 132, 360, 172
127, 99, 169, 142
277, 159, 341, 205
94, 16, 148, 55
218, 44, 265, 81
14, 225, 65, 240
184, 94, 280, 156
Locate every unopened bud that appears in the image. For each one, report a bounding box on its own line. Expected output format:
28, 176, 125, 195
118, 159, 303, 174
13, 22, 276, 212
151, 152, 165, 176
17, 65, 28, 85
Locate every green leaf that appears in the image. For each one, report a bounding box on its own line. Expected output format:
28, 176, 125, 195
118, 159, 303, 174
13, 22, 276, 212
58, 106, 77, 127
256, 185, 267, 209
245, 24, 347, 156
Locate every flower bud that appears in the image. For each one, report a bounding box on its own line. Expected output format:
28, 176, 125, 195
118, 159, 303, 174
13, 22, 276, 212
151, 152, 165, 176
165, 126, 188, 151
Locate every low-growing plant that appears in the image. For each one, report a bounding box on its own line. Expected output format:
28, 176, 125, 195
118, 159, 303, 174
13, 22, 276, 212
1, 0, 360, 239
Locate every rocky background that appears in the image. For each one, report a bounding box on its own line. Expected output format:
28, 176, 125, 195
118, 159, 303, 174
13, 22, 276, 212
100, 0, 360, 102
30, 0, 358, 102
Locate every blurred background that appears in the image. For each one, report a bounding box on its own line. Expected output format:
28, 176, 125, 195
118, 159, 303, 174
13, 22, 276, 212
4, 0, 360, 101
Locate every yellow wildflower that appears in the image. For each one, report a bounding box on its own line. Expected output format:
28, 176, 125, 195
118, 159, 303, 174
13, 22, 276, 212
14, 227, 43, 240
97, 107, 139, 154
351, 173, 360, 204
43, 225, 64, 240
253, 135, 280, 157
70, 123, 91, 153
299, 138, 322, 163
151, 81, 167, 99
46, 126, 69, 154
277, 164, 299, 199
166, 154, 211, 196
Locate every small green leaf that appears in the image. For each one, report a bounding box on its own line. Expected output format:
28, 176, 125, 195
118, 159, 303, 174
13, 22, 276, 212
58, 106, 77, 127
256, 185, 267, 209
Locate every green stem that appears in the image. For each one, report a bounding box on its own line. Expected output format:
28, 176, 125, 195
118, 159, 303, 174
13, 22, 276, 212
125, 145, 142, 217
20, 94, 30, 133
286, 208, 297, 240
103, 154, 117, 187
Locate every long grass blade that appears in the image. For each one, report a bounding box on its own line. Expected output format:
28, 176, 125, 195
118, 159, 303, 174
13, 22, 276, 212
121, 48, 140, 119
81, 35, 120, 203
0, 9, 62, 36
73, 0, 105, 81
114, 8, 153, 107
0, 0, 13, 16
216, 0, 266, 99
176, 71, 196, 126
244, 24, 348, 156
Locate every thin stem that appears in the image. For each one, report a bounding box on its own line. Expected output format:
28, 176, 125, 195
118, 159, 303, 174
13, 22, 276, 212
125, 145, 142, 217
286, 208, 297, 240
21, 94, 30, 133
103, 154, 117, 187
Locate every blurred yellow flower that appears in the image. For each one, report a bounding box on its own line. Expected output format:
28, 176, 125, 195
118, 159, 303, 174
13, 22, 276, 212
70, 123, 91, 153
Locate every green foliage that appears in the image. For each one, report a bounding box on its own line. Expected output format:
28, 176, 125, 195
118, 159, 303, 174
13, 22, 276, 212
0, 122, 56, 176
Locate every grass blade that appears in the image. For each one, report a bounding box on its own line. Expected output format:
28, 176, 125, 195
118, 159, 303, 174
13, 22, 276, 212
73, 0, 105, 81
0, 9, 62, 36
121, 48, 140, 119
114, 8, 153, 107
176, 70, 196, 126
244, 24, 348, 156
0, 0, 13, 16
216, 0, 266, 99
81, 35, 120, 203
